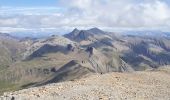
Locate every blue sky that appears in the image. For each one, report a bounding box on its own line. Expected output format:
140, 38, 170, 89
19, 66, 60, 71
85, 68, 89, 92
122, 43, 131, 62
0, 0, 58, 7
1, 0, 170, 7
0, 0, 170, 33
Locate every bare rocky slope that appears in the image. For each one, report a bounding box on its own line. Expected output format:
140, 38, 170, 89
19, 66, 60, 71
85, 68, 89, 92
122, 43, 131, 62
1, 67, 170, 100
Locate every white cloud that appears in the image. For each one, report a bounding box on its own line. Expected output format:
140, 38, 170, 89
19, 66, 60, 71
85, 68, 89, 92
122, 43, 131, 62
0, 0, 170, 33
57, 0, 170, 30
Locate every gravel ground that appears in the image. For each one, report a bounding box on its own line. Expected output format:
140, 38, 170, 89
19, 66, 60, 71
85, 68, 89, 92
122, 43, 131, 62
1, 67, 170, 100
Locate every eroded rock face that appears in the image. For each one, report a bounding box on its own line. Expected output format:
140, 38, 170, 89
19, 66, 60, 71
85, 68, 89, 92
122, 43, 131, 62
86, 47, 94, 55
67, 44, 75, 52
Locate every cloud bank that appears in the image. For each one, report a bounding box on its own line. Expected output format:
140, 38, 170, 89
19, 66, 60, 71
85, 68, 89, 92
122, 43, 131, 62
0, 0, 170, 33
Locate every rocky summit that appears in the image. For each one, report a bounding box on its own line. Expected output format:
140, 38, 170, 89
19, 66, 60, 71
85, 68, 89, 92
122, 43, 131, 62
1, 67, 170, 100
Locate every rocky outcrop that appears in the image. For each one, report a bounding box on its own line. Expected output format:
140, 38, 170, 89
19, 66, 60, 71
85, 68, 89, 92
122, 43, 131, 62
86, 47, 94, 55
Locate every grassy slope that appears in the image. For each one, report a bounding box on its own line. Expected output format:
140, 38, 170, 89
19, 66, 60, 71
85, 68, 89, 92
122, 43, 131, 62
0, 81, 20, 95
0, 52, 72, 95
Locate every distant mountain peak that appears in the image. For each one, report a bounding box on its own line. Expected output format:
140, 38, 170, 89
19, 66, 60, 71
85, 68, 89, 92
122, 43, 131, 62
64, 27, 108, 42
90, 27, 101, 30
0, 32, 19, 40
88, 27, 106, 34
73, 28, 79, 31
0, 32, 11, 37
70, 28, 80, 36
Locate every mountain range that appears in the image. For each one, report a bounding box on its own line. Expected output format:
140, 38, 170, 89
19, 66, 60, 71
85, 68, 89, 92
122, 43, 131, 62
0, 28, 170, 95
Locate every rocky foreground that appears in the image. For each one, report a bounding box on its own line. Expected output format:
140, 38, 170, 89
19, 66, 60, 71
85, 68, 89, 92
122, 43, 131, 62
1, 67, 170, 100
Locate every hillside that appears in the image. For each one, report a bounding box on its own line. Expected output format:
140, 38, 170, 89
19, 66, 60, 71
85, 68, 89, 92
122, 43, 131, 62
1, 67, 170, 100
0, 33, 26, 69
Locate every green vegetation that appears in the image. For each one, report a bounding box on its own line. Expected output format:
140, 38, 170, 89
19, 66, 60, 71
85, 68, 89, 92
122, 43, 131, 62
0, 81, 20, 95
